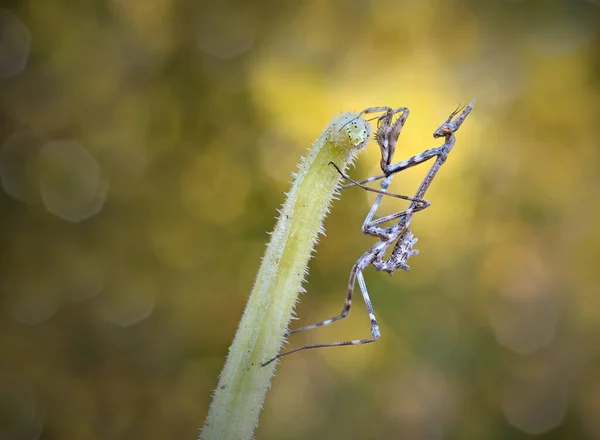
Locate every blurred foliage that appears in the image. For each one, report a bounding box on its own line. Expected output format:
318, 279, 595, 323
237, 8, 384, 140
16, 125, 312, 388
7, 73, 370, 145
0, 0, 599, 439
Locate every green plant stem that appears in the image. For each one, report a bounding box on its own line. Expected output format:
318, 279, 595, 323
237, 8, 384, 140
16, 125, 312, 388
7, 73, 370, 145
201, 112, 371, 440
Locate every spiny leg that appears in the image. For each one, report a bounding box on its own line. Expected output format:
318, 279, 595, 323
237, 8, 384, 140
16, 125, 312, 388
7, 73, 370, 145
378, 107, 410, 171
339, 106, 391, 132
339, 105, 412, 187
261, 268, 380, 367
342, 106, 409, 174
339, 106, 407, 134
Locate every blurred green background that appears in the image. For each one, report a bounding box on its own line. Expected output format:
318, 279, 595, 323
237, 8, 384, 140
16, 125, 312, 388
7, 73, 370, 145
1, 0, 599, 439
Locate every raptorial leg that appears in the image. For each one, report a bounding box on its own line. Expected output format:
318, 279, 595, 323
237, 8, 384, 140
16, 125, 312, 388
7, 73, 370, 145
378, 107, 410, 171
353, 106, 410, 174
339, 106, 392, 132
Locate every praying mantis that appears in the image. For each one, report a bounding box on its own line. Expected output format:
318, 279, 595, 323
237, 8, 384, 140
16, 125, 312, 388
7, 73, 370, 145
262, 100, 475, 366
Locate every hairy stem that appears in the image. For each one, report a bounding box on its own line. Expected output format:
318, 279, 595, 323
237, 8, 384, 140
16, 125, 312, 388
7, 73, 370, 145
201, 112, 371, 440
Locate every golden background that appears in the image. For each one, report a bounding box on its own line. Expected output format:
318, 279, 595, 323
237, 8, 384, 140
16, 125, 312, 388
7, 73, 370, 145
1, 0, 599, 439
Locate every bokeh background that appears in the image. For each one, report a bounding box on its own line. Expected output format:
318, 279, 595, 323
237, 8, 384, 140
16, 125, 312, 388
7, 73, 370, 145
1, 0, 599, 439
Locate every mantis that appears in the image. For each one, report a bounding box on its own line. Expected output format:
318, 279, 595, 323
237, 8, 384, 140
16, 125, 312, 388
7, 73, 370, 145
262, 100, 475, 366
